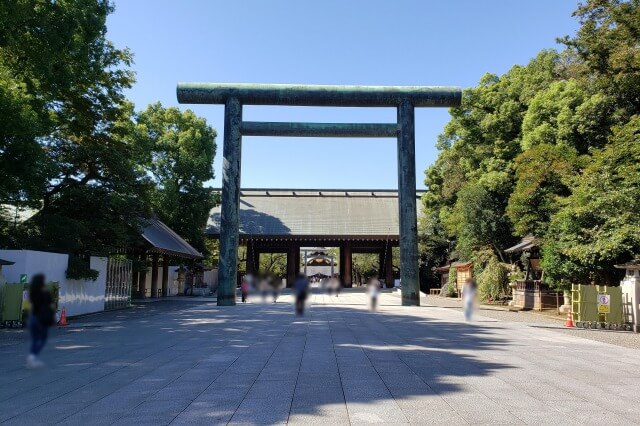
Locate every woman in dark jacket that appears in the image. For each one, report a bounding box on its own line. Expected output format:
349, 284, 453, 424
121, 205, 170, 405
27, 274, 53, 368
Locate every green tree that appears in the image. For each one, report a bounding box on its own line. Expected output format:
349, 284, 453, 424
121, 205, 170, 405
507, 144, 580, 237
559, 0, 640, 120
133, 103, 217, 252
259, 253, 287, 278
521, 80, 612, 153
542, 116, 640, 287
422, 51, 563, 262
1, 0, 149, 254
351, 253, 379, 285
477, 256, 509, 302
447, 183, 514, 262
0, 65, 47, 211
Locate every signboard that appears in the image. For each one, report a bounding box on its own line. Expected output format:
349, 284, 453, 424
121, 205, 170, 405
597, 294, 610, 314
19, 274, 27, 284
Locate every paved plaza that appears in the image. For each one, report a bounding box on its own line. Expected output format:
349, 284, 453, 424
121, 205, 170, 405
1, 290, 639, 425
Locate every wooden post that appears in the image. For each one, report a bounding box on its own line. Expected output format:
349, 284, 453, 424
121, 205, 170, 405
162, 254, 169, 297
397, 99, 420, 306
286, 244, 297, 287
218, 97, 242, 306
303, 250, 308, 276
342, 243, 352, 288
385, 244, 394, 289
246, 242, 255, 276
138, 254, 147, 299
150, 253, 159, 298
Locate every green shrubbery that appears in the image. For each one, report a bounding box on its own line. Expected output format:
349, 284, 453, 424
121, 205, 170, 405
66, 256, 99, 281
446, 267, 457, 297
477, 257, 508, 302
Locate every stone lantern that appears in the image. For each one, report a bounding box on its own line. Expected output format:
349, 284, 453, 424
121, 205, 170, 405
615, 260, 640, 332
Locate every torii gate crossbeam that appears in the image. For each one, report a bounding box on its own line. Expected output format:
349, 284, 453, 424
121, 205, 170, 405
177, 83, 462, 306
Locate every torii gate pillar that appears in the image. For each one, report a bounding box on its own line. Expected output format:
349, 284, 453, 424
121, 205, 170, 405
177, 83, 462, 306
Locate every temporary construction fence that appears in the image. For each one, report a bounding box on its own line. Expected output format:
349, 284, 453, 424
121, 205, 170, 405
0, 284, 26, 328
0, 282, 59, 328
571, 284, 630, 330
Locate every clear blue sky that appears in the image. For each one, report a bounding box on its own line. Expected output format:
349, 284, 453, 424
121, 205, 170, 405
107, 1, 580, 190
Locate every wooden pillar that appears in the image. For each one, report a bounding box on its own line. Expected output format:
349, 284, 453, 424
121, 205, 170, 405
246, 242, 255, 275
138, 254, 147, 299
253, 249, 260, 276
397, 99, 420, 306
303, 250, 308, 276
162, 254, 169, 297
218, 97, 242, 306
286, 244, 297, 288
150, 253, 159, 298
385, 244, 394, 288
342, 243, 352, 288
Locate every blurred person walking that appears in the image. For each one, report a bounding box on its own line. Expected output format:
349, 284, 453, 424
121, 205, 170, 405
27, 274, 54, 368
462, 278, 477, 321
271, 277, 282, 303
240, 276, 250, 303
294, 274, 309, 316
258, 275, 270, 303
367, 275, 381, 311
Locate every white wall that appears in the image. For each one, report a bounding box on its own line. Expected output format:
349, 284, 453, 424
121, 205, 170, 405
0, 250, 107, 317
621, 271, 640, 333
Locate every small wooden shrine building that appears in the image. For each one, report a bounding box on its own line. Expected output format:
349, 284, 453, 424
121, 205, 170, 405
132, 218, 203, 298
207, 189, 424, 287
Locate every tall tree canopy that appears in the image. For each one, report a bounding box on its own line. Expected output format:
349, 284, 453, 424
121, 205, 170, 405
422, 0, 640, 288
0, 1, 217, 258
133, 103, 217, 252
0, 0, 148, 254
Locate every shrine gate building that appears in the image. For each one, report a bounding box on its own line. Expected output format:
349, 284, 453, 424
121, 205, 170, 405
207, 189, 424, 287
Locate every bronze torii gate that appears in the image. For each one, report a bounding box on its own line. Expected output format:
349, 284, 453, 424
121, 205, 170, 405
177, 83, 461, 306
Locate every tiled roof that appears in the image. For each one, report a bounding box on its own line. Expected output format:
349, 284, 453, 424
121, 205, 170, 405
505, 235, 540, 253
207, 189, 424, 237
615, 259, 640, 270
142, 218, 203, 259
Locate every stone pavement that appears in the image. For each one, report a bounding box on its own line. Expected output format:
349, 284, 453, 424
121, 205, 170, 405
1, 290, 639, 425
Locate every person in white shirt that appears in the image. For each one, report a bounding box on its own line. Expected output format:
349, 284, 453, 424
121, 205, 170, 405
367, 276, 381, 311
462, 278, 477, 321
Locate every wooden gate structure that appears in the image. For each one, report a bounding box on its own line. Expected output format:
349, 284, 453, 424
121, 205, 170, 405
178, 83, 461, 306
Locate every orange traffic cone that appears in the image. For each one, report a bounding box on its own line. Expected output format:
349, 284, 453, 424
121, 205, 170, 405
565, 308, 574, 328
58, 307, 68, 327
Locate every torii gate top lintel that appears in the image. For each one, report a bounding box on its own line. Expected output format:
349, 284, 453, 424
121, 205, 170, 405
177, 82, 461, 307
177, 82, 462, 107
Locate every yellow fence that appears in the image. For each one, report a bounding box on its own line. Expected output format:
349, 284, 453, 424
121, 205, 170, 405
571, 284, 625, 329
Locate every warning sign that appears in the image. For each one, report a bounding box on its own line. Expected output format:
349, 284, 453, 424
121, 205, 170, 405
597, 294, 610, 314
